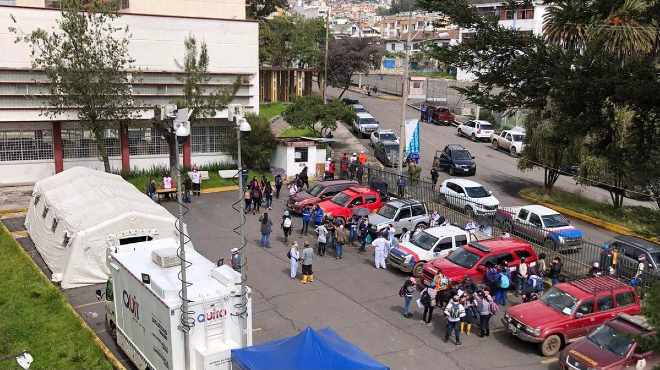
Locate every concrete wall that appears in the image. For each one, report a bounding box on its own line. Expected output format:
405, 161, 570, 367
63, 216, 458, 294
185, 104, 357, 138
272, 144, 326, 179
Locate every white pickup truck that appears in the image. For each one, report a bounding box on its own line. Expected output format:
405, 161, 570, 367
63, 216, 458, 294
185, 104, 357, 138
491, 127, 526, 156
495, 204, 584, 250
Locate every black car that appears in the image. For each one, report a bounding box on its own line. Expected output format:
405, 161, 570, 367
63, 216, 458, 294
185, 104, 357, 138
342, 98, 360, 105
432, 144, 476, 176
374, 141, 400, 167
602, 235, 660, 280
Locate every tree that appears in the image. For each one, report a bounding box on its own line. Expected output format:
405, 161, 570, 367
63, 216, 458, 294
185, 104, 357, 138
11, 0, 136, 172
641, 282, 660, 356
283, 96, 356, 137
228, 114, 278, 171
259, 16, 325, 68
246, 0, 288, 21
328, 38, 383, 98
152, 35, 238, 175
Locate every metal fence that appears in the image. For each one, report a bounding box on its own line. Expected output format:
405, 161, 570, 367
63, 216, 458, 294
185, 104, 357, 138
355, 165, 658, 290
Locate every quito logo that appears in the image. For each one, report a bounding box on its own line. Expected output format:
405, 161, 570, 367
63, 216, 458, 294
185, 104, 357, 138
197, 308, 227, 323
122, 290, 140, 320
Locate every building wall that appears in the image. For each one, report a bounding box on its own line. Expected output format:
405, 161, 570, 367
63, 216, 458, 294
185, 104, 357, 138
272, 143, 326, 179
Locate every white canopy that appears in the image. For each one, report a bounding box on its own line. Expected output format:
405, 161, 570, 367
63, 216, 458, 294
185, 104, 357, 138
25, 167, 180, 289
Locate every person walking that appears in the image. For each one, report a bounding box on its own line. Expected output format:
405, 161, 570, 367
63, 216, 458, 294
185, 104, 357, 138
400, 277, 416, 318
397, 175, 406, 198
264, 182, 273, 210
281, 210, 293, 243
462, 293, 478, 335
299, 166, 309, 190
191, 166, 202, 196
477, 290, 495, 337
348, 215, 358, 243
313, 205, 324, 227
549, 256, 562, 286
301, 206, 312, 235
339, 153, 349, 179
516, 257, 529, 295
288, 242, 300, 279
430, 167, 439, 189
420, 285, 437, 326
371, 231, 389, 269
358, 151, 367, 167
301, 242, 315, 283
335, 221, 346, 259
244, 187, 252, 213
328, 160, 336, 180
259, 213, 273, 248
274, 174, 283, 199
444, 295, 466, 345
359, 217, 370, 252
495, 264, 510, 305
356, 164, 364, 184
315, 222, 328, 256
251, 185, 262, 215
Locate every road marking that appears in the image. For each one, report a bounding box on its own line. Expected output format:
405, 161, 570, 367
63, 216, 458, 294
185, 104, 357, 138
540, 357, 558, 364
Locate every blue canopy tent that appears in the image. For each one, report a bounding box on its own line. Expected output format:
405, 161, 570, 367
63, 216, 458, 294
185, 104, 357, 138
231, 327, 389, 370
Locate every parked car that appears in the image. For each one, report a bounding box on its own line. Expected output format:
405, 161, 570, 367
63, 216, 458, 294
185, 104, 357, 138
342, 98, 360, 105
374, 141, 400, 167
287, 180, 359, 214
503, 276, 642, 356
351, 104, 367, 113
601, 235, 660, 280
388, 225, 470, 276
352, 112, 380, 138
370, 129, 399, 147
496, 204, 584, 251
491, 127, 526, 156
421, 237, 539, 287
458, 120, 495, 142
367, 199, 430, 235
428, 105, 455, 125
318, 186, 383, 223
559, 313, 657, 370
432, 144, 476, 176
439, 178, 500, 216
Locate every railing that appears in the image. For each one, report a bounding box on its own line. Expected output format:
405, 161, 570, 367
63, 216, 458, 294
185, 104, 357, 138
350, 165, 658, 290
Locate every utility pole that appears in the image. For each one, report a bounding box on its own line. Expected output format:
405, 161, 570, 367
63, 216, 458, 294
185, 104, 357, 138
398, 10, 413, 175
323, 5, 330, 104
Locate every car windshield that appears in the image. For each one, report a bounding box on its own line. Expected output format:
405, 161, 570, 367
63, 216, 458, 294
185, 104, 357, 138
479, 124, 493, 130
360, 118, 377, 125
378, 204, 398, 219
649, 251, 660, 264
539, 287, 577, 315
453, 150, 472, 160
542, 214, 570, 228
587, 324, 634, 357
308, 184, 323, 197
512, 134, 525, 142
353, 106, 366, 112
331, 192, 351, 206
446, 247, 480, 268
411, 231, 439, 251
384, 144, 399, 153
380, 133, 397, 141
465, 186, 489, 198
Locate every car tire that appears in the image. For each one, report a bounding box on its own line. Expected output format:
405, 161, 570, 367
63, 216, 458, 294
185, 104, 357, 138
105, 315, 117, 341
412, 261, 425, 277
457, 128, 462, 137
492, 140, 499, 149
415, 222, 428, 231
449, 167, 455, 176
510, 147, 517, 156
540, 335, 562, 357
471, 133, 477, 141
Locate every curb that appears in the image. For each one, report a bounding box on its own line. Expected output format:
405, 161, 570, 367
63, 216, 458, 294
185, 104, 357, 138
519, 189, 659, 244
201, 185, 240, 194
0, 207, 27, 216
0, 223, 126, 370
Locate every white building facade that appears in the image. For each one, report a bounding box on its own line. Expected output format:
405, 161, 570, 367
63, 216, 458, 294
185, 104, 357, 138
0, 3, 259, 185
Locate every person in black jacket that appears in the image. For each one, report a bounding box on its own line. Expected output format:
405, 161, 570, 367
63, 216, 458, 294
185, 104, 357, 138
549, 256, 562, 286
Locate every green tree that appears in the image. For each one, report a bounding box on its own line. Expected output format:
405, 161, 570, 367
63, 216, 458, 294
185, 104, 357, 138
10, 0, 136, 172
283, 96, 356, 137
328, 38, 384, 98
247, 0, 288, 20
228, 114, 278, 171
260, 15, 326, 68
641, 281, 660, 355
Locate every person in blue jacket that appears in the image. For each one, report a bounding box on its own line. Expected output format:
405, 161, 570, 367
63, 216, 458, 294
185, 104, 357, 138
313, 205, 324, 227
301, 206, 312, 235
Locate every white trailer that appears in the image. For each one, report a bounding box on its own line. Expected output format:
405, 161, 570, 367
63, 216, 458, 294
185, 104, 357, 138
103, 238, 252, 370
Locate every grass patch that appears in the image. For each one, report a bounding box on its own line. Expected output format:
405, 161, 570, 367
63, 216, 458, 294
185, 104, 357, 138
259, 102, 288, 121
520, 187, 660, 239
124, 170, 273, 192
0, 228, 113, 369
279, 127, 319, 138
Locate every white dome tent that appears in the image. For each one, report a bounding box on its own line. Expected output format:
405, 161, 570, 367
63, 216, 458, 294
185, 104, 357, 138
25, 167, 183, 289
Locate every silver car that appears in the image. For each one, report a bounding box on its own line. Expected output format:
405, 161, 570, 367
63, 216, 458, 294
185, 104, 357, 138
368, 199, 430, 235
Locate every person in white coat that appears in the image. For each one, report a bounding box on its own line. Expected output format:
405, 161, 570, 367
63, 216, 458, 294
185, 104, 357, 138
288, 242, 300, 279
371, 232, 390, 269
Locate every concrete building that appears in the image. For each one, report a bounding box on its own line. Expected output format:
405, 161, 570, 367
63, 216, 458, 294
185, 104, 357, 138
0, 1, 258, 185
378, 13, 445, 39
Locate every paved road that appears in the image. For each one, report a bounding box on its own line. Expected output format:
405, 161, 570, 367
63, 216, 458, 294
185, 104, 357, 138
328, 88, 643, 244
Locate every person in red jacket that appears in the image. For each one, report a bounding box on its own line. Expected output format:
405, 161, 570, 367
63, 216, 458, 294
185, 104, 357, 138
339, 153, 349, 179
358, 151, 367, 166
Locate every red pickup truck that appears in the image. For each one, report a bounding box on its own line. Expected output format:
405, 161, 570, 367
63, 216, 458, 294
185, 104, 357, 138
503, 276, 641, 357
421, 237, 538, 286
318, 186, 383, 223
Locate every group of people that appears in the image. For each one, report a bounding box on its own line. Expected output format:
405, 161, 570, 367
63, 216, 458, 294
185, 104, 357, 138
146, 166, 203, 203
244, 175, 282, 215
334, 152, 368, 182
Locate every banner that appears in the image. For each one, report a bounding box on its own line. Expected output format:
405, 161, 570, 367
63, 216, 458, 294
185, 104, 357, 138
405, 119, 420, 163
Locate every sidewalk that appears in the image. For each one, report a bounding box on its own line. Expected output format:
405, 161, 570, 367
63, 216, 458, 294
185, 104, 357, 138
0, 185, 32, 213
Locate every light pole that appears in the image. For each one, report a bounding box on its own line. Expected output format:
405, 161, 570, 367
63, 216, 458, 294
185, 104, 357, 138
398, 10, 413, 175
229, 105, 251, 347
323, 6, 330, 104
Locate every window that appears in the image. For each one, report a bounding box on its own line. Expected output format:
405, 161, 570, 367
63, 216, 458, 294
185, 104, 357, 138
350, 197, 363, 206
412, 81, 421, 89
412, 204, 426, 216
505, 134, 512, 141
396, 207, 411, 220
294, 147, 308, 163
390, 43, 396, 51
455, 234, 468, 247
365, 195, 377, 204
576, 300, 593, 315
191, 125, 232, 154
529, 213, 542, 227
517, 8, 534, 19
502, 9, 515, 20
435, 237, 453, 252
0, 129, 54, 162
62, 125, 119, 159
495, 253, 515, 265
597, 295, 614, 311
515, 250, 532, 260
615, 291, 635, 307
127, 127, 170, 156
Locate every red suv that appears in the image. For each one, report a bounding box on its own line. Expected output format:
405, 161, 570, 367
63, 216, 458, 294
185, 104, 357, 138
287, 180, 358, 213
421, 237, 538, 286
318, 187, 383, 223
429, 105, 455, 125
503, 276, 641, 357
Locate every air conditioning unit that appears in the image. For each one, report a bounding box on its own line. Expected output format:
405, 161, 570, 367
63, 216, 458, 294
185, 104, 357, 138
151, 248, 180, 268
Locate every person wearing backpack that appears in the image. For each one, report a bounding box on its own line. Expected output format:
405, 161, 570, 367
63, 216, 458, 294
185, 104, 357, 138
420, 284, 437, 326
477, 290, 496, 337
315, 222, 328, 256
495, 264, 510, 305
281, 211, 293, 243
399, 278, 416, 318
288, 242, 300, 279
444, 295, 466, 345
